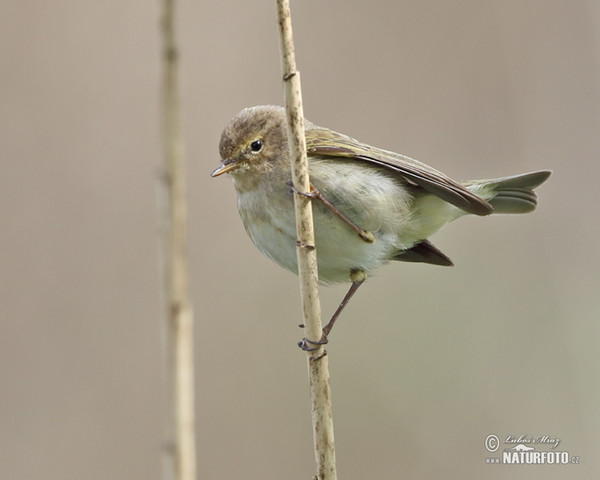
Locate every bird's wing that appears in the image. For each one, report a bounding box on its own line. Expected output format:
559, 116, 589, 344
305, 127, 493, 216
393, 239, 454, 266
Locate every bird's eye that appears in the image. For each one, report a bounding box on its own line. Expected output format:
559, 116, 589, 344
250, 139, 263, 152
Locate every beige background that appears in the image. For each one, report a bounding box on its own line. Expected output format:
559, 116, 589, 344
2, 1, 599, 479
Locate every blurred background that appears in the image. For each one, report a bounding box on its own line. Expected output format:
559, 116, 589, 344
2, 1, 599, 479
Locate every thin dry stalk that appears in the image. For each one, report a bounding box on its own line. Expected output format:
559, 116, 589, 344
276, 1, 338, 479
160, 0, 196, 479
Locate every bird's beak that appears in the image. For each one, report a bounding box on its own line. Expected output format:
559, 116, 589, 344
211, 159, 239, 177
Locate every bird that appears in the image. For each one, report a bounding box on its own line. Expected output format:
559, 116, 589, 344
211, 105, 551, 349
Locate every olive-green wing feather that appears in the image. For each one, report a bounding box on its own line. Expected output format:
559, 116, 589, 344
305, 127, 493, 216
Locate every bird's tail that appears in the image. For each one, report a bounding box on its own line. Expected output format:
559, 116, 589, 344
464, 170, 551, 214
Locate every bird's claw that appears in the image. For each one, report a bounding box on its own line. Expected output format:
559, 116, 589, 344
298, 333, 329, 351
287, 182, 315, 198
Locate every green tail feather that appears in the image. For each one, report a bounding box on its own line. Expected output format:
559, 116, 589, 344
465, 170, 551, 214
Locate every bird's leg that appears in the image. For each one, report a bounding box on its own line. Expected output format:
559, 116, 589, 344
322, 274, 365, 337
288, 182, 375, 243
299, 270, 366, 351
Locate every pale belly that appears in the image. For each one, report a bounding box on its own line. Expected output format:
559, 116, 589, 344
237, 193, 403, 284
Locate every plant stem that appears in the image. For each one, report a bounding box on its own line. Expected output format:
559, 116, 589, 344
275, 2, 338, 479
161, 0, 196, 479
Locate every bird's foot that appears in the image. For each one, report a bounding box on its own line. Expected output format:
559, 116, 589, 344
297, 332, 329, 351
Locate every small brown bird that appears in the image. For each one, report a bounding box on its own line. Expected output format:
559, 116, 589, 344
212, 105, 550, 349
